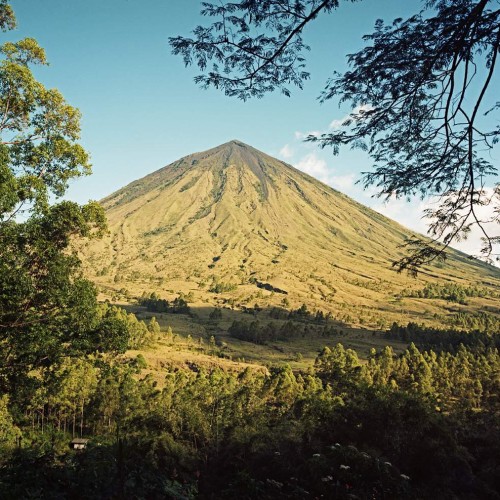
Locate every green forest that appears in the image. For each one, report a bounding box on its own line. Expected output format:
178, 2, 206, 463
1, 323, 499, 498
1, 1, 500, 498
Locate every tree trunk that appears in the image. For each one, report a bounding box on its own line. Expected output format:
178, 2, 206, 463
80, 399, 84, 437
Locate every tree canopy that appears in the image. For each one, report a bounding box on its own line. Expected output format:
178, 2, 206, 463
0, 2, 108, 391
170, 0, 500, 273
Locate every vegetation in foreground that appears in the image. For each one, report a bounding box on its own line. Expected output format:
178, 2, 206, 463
0, 320, 499, 499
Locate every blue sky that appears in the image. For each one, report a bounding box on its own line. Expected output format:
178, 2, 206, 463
9, 0, 499, 257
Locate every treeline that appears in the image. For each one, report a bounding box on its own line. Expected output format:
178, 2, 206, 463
452, 310, 500, 332
254, 280, 288, 294
98, 303, 159, 350
402, 282, 494, 304
386, 321, 500, 352
138, 291, 191, 314
317, 343, 499, 413
269, 303, 333, 323
1, 342, 498, 498
229, 304, 340, 344
208, 281, 237, 293
229, 319, 342, 344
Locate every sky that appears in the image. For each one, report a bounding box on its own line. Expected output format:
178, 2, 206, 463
8, 0, 499, 259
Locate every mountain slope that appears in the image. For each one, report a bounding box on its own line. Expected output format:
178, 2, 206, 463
80, 140, 500, 327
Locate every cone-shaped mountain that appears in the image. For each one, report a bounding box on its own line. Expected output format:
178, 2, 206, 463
81, 140, 499, 320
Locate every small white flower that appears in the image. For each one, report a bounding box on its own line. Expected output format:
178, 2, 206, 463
266, 479, 283, 488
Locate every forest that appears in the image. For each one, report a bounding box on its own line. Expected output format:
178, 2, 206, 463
0, 322, 499, 498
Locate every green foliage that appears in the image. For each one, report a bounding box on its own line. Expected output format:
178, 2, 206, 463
0, 3, 108, 397
315, 344, 365, 391
134, 354, 147, 370
386, 321, 500, 351
452, 311, 500, 333
253, 279, 288, 294
0, 36, 92, 213
0, 3, 499, 497
0, 1, 15, 32
269, 304, 332, 324
0, 395, 20, 448
148, 316, 161, 337
94, 303, 155, 350
0, 339, 498, 497
209, 307, 222, 320
228, 319, 339, 344
403, 282, 493, 304
31, 357, 98, 438
208, 281, 237, 293
0, 203, 108, 390
138, 292, 191, 314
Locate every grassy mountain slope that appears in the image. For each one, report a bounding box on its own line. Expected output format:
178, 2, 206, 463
79, 140, 500, 330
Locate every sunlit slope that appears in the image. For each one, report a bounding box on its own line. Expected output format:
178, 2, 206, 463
80, 140, 499, 323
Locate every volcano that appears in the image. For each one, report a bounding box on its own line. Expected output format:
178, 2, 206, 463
80, 140, 499, 324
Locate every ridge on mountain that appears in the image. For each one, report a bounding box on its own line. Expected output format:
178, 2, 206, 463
102, 139, 289, 208
81, 141, 500, 328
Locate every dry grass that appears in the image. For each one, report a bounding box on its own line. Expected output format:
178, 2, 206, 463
79, 141, 499, 374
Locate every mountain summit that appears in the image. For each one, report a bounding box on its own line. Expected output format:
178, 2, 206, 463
81, 141, 499, 323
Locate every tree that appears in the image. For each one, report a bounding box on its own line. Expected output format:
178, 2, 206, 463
148, 316, 161, 338
314, 344, 366, 390
0, 2, 108, 394
170, 0, 500, 273
209, 307, 222, 320
0, 394, 20, 447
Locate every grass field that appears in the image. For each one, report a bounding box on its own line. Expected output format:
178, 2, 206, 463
120, 300, 431, 382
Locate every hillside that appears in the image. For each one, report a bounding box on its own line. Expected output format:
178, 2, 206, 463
79, 140, 500, 330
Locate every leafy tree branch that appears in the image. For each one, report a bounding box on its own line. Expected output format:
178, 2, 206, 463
171, 0, 500, 272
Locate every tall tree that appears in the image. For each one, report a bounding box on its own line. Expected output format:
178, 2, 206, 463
0, 1, 107, 394
170, 0, 500, 272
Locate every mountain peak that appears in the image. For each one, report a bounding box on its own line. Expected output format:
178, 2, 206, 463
86, 140, 500, 328
223, 139, 248, 147
207, 139, 261, 156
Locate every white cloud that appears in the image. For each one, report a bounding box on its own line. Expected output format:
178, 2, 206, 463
295, 153, 357, 193
448, 189, 500, 259
329, 118, 347, 130
279, 144, 294, 160
371, 191, 500, 262
373, 197, 429, 235
331, 173, 356, 191
288, 125, 499, 264
295, 153, 330, 182
294, 130, 322, 140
